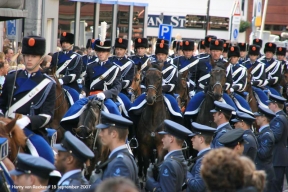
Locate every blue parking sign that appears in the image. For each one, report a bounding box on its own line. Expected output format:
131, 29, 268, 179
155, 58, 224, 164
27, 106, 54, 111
158, 24, 173, 44
6, 20, 16, 39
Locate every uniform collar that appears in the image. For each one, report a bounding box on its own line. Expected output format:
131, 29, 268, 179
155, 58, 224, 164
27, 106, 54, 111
197, 148, 210, 156
57, 169, 81, 185
109, 145, 127, 158
259, 125, 269, 133
24, 70, 41, 78
216, 122, 229, 130
99, 59, 108, 66
164, 149, 182, 160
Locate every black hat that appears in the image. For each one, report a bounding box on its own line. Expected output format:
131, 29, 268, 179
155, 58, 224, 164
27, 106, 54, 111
53, 131, 94, 163
210, 101, 235, 114
96, 111, 133, 129
248, 45, 260, 55
60, 32, 74, 45
22, 36, 46, 56
238, 43, 248, 52
172, 41, 183, 51
134, 38, 148, 49
228, 46, 240, 58
254, 105, 275, 120
198, 40, 205, 50
114, 38, 128, 49
264, 42, 276, 53
210, 39, 224, 51
253, 38, 263, 48
231, 111, 255, 125
189, 122, 216, 137
155, 43, 169, 55
10, 153, 55, 179
0, 137, 8, 161
223, 42, 231, 53
221, 39, 227, 43
157, 38, 169, 45
182, 40, 194, 51
205, 35, 217, 47
158, 120, 192, 140
93, 39, 111, 52
276, 47, 287, 56
218, 128, 247, 148
267, 93, 287, 104
86, 39, 95, 49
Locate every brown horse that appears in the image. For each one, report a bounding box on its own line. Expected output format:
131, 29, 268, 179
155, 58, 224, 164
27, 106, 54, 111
195, 64, 229, 128
127, 64, 143, 103
280, 66, 288, 99
176, 70, 190, 113
42, 65, 69, 142
136, 65, 170, 182
245, 67, 258, 113
72, 98, 109, 179
0, 116, 26, 163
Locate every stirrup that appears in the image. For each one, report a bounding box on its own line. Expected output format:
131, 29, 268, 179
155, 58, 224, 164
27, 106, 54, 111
128, 137, 139, 149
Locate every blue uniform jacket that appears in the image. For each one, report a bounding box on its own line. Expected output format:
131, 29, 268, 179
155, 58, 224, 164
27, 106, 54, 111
109, 56, 135, 90
211, 123, 232, 148
0, 70, 56, 131
56, 171, 90, 192
260, 58, 281, 86
145, 150, 187, 192
51, 51, 82, 92
81, 55, 97, 77
231, 63, 247, 92
93, 148, 139, 188
84, 60, 122, 99
243, 60, 267, 87
186, 149, 210, 192
270, 110, 288, 166
255, 126, 275, 180
243, 129, 258, 161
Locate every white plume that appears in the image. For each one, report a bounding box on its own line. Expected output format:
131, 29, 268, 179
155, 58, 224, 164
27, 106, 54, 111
100, 21, 107, 43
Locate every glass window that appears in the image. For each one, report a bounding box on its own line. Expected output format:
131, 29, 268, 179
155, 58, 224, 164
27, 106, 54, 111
264, 24, 272, 31
118, 5, 130, 39
79, 2, 95, 48
99, 4, 113, 39
133, 6, 145, 39
58, 0, 76, 46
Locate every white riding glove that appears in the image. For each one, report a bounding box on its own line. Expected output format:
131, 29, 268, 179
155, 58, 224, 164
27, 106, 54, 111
58, 79, 64, 85
79, 92, 86, 99
89, 169, 103, 184
230, 88, 234, 93
96, 92, 106, 100
189, 90, 195, 98
16, 115, 31, 129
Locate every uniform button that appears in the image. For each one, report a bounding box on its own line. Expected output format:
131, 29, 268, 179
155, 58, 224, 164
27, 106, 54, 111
206, 67, 207, 69
14, 86, 16, 89
92, 88, 94, 90
31, 102, 33, 105
13, 98, 16, 101
205, 82, 207, 84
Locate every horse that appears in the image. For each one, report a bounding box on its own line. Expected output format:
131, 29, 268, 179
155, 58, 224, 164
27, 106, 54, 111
42, 65, 69, 142
72, 98, 109, 179
0, 115, 26, 163
136, 64, 170, 183
176, 70, 190, 113
280, 66, 288, 99
195, 64, 229, 128
127, 64, 144, 103
245, 67, 258, 113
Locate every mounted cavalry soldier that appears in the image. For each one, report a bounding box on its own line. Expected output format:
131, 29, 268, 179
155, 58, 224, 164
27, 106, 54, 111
0, 36, 57, 169
242, 45, 269, 107
253, 38, 264, 57
150, 39, 174, 64
130, 37, 150, 92
196, 39, 206, 57
197, 35, 217, 59
129, 42, 182, 122
276, 46, 287, 73
51, 32, 82, 105
171, 40, 183, 58
238, 42, 248, 64
221, 41, 230, 61
60, 37, 122, 131
227, 45, 253, 116
81, 38, 97, 78
110, 38, 134, 118
184, 39, 237, 119
173, 40, 199, 98
260, 42, 282, 96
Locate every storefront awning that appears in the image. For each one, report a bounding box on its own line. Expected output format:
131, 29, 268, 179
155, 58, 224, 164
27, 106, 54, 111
69, 0, 148, 6
0, 8, 28, 21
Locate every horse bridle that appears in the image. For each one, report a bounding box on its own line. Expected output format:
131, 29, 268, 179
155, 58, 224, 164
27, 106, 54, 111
146, 84, 163, 105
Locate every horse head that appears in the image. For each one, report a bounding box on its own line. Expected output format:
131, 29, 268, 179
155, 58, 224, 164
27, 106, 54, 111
209, 66, 227, 100
0, 115, 26, 162
145, 67, 163, 105
73, 98, 102, 147
127, 64, 142, 99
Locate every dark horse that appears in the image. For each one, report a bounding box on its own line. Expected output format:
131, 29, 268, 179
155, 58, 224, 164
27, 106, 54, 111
72, 98, 109, 179
127, 64, 144, 103
136, 65, 170, 182
245, 67, 258, 113
41, 65, 69, 142
196, 64, 229, 128
176, 70, 190, 113
280, 66, 288, 99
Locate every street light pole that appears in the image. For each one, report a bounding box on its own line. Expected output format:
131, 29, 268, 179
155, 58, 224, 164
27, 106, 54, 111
259, 0, 268, 39
205, 0, 211, 37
